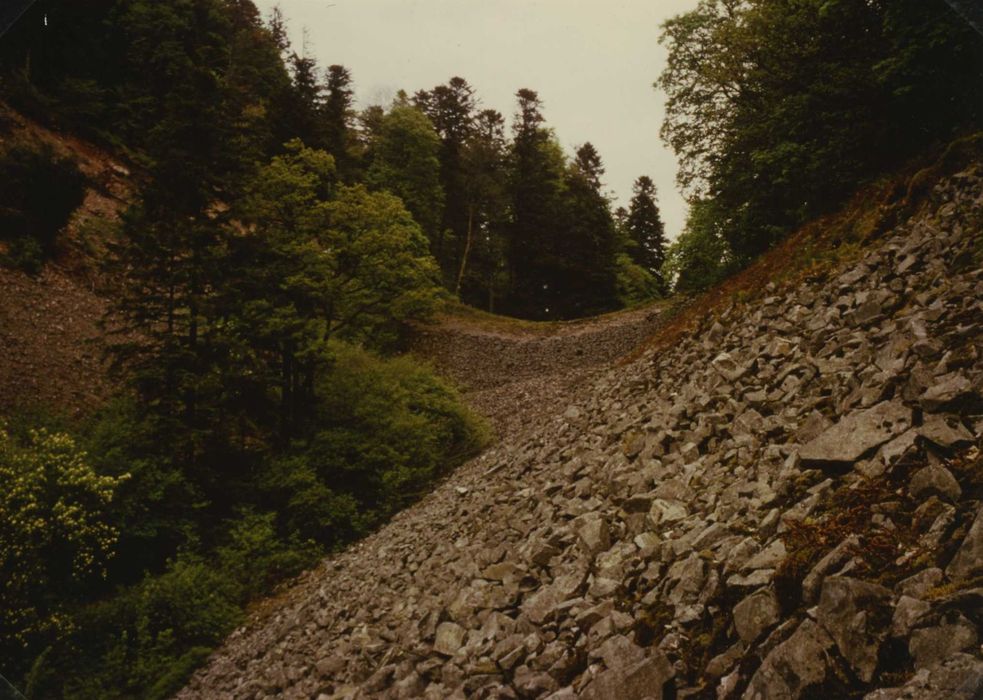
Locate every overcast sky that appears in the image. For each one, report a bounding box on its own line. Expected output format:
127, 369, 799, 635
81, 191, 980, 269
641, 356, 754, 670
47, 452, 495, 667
254, 0, 699, 239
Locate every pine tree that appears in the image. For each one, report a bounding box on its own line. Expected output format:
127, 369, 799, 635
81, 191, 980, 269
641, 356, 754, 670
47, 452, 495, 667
414, 77, 477, 281
324, 64, 355, 177
457, 108, 509, 307
557, 143, 619, 316
626, 175, 667, 289
506, 89, 567, 319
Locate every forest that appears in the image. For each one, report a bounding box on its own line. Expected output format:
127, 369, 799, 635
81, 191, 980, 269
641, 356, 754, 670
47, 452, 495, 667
0, 0, 980, 697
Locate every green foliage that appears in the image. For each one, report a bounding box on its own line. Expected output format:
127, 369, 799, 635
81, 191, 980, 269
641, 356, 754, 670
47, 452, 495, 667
0, 142, 85, 272
267, 342, 489, 546
0, 426, 125, 677
83, 399, 201, 580
662, 199, 736, 295
615, 253, 662, 306
215, 510, 321, 599
625, 175, 667, 289
53, 554, 242, 700
659, 0, 983, 260
366, 103, 446, 247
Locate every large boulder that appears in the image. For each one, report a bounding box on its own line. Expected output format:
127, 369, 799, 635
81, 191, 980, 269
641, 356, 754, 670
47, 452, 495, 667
864, 653, 983, 700
733, 588, 781, 643
816, 576, 893, 683
799, 402, 911, 468
586, 651, 675, 700
743, 619, 835, 700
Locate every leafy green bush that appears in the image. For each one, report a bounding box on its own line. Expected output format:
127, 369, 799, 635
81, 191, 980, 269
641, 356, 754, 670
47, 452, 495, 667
42, 554, 242, 700
0, 143, 86, 272
0, 425, 126, 679
215, 510, 321, 599
266, 341, 489, 545
615, 253, 662, 306
662, 199, 737, 295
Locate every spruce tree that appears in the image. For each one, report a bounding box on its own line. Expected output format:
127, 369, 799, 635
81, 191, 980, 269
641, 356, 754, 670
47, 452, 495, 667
626, 175, 667, 289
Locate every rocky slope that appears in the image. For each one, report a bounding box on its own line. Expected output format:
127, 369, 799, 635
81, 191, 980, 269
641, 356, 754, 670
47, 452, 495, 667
410, 303, 668, 438
178, 168, 983, 699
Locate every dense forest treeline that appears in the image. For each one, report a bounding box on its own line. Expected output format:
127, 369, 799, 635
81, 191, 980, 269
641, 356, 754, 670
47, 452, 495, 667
659, 0, 983, 291
0, 0, 669, 320
0, 0, 980, 697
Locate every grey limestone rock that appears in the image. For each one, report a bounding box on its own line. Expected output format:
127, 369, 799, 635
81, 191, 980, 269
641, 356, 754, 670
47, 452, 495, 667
587, 651, 675, 700
947, 505, 983, 581
909, 464, 962, 503
434, 622, 467, 657
799, 401, 911, 468
816, 576, 892, 683
864, 653, 983, 700
733, 588, 781, 643
743, 619, 835, 700
909, 613, 979, 670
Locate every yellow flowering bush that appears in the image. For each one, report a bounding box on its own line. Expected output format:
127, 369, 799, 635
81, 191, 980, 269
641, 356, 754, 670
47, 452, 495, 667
0, 426, 127, 652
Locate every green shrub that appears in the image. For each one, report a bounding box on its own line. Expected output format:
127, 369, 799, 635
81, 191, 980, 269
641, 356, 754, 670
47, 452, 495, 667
0, 142, 86, 272
0, 425, 126, 680
216, 510, 321, 599
615, 253, 662, 306
662, 199, 737, 295
268, 341, 489, 545
45, 555, 241, 700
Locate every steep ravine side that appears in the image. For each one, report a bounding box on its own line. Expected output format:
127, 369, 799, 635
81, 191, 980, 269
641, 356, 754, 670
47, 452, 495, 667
178, 169, 983, 699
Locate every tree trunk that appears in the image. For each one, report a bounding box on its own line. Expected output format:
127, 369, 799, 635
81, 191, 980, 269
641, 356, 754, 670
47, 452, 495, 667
455, 204, 474, 296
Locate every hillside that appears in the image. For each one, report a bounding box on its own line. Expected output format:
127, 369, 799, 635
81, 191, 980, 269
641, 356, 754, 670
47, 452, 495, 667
176, 164, 983, 698
0, 101, 132, 415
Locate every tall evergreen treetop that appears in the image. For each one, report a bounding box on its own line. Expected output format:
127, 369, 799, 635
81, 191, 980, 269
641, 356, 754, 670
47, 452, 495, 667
626, 175, 667, 283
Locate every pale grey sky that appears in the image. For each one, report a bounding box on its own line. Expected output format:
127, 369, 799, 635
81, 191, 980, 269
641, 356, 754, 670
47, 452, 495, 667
255, 0, 699, 239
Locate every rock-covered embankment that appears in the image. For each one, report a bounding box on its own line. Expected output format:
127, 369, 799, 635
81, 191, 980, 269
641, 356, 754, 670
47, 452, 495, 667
179, 167, 983, 699
410, 304, 667, 438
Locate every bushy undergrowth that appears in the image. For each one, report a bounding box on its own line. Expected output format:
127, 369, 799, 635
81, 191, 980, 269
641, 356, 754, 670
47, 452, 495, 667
0, 142, 85, 273
3, 344, 488, 699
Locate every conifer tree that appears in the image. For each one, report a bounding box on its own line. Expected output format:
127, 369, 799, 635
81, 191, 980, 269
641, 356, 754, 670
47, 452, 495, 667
324, 64, 355, 177
626, 175, 667, 290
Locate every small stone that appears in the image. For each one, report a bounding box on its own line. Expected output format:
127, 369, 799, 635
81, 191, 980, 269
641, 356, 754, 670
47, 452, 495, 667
921, 373, 975, 412
727, 569, 774, 589
434, 622, 467, 657
594, 634, 645, 670
647, 498, 688, 527
587, 652, 675, 700
577, 517, 611, 557
801, 536, 859, 604
711, 352, 749, 382
706, 641, 745, 678
891, 596, 930, 639
897, 568, 944, 598
743, 540, 787, 571
917, 415, 974, 449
